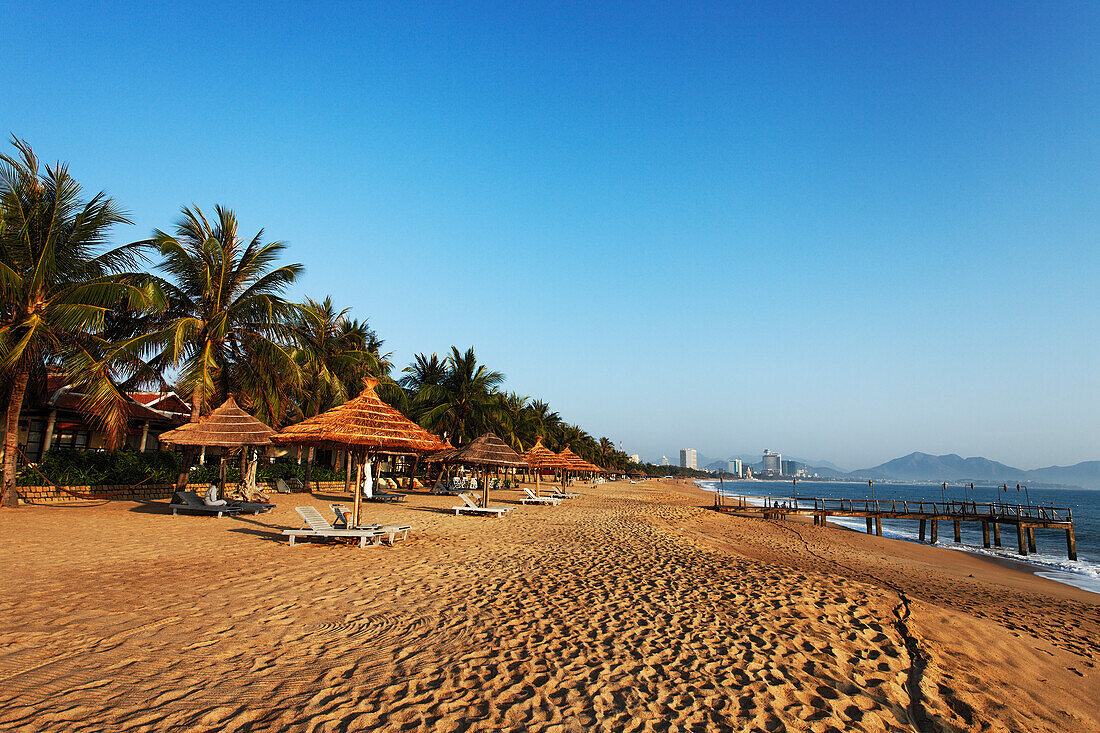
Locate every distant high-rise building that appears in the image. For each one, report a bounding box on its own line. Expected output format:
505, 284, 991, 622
781, 459, 800, 476
762, 450, 782, 476
679, 449, 697, 469
629, 454, 641, 464
727, 459, 742, 476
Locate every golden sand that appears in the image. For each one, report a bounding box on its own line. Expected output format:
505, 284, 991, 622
0, 479, 1096, 731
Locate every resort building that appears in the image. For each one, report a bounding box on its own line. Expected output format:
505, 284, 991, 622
679, 449, 697, 470
6, 375, 191, 463
728, 458, 742, 476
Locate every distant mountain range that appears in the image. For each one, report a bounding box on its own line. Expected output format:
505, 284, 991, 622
693, 450, 1100, 489
851, 452, 1100, 489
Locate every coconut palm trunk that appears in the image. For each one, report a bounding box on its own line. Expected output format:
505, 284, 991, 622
1, 366, 31, 507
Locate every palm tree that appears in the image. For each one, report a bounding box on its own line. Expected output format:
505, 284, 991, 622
144, 205, 303, 426
0, 138, 158, 506
420, 346, 504, 444
399, 352, 448, 393
496, 391, 533, 451
527, 399, 561, 445
598, 437, 614, 467
288, 296, 385, 420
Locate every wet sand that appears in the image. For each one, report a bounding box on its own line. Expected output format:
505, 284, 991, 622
0, 478, 1096, 731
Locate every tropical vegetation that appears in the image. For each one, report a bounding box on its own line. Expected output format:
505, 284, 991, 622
0, 138, 636, 501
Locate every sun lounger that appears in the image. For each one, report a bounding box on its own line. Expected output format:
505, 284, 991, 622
283, 507, 387, 547
178, 490, 270, 515
521, 488, 562, 506
328, 504, 411, 545
365, 491, 406, 503
452, 492, 513, 517
275, 478, 293, 494
169, 491, 243, 518
548, 487, 580, 499
230, 499, 276, 513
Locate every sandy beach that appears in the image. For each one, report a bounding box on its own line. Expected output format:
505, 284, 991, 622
1, 478, 1096, 732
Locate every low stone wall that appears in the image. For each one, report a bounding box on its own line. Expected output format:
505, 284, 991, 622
19, 483, 177, 504
17, 478, 423, 505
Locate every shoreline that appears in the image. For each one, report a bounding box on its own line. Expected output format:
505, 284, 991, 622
1, 477, 1096, 731
694, 478, 1100, 595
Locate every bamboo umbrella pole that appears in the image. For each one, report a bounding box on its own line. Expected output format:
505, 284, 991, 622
304, 447, 314, 494
353, 454, 363, 528
217, 453, 226, 500
344, 449, 353, 496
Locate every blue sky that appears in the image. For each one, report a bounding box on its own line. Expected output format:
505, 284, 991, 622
4, 1, 1098, 469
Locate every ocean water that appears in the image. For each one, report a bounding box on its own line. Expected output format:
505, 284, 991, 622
696, 479, 1100, 595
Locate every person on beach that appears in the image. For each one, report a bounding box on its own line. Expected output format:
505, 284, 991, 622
203, 481, 227, 507
361, 459, 374, 499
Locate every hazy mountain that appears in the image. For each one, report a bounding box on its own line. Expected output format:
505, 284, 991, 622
848, 453, 1100, 488
849, 453, 1025, 483
1027, 461, 1100, 489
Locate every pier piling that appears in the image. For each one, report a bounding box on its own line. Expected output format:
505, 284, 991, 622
714, 494, 1078, 560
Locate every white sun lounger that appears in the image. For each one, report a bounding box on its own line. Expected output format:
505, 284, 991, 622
452, 492, 513, 517
328, 504, 412, 545
283, 506, 386, 547
521, 488, 561, 506
548, 486, 580, 499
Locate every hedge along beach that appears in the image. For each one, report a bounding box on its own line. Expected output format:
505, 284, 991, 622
0, 478, 1096, 732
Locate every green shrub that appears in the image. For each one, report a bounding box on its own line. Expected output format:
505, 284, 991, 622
19, 450, 356, 487
18, 449, 181, 486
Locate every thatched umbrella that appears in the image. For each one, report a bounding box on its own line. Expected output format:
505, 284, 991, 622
556, 446, 592, 487
449, 431, 528, 507
523, 437, 568, 496
157, 396, 274, 495
557, 446, 589, 472
270, 378, 447, 526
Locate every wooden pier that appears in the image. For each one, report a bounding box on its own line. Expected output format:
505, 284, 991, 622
714, 493, 1077, 561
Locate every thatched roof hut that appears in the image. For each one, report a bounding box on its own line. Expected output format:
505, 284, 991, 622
524, 437, 568, 470
450, 432, 528, 468
270, 378, 446, 454
157, 396, 274, 448
557, 446, 592, 472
